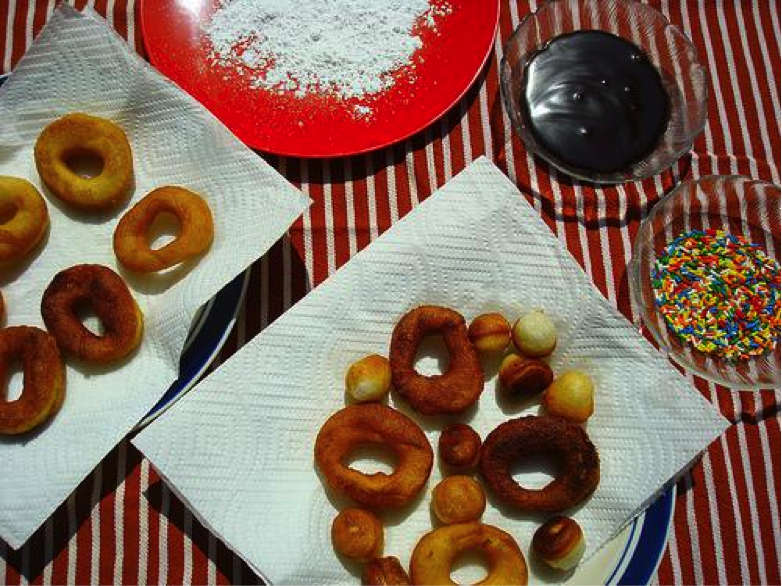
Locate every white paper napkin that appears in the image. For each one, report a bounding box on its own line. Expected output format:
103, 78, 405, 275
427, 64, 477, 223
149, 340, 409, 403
0, 5, 309, 549
133, 157, 728, 584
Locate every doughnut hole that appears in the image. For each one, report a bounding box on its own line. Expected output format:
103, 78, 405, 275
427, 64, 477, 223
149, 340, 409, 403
511, 452, 562, 490
63, 147, 104, 179
414, 334, 450, 375
74, 299, 106, 337
2, 363, 24, 402
343, 442, 398, 475
451, 549, 490, 584
146, 211, 181, 251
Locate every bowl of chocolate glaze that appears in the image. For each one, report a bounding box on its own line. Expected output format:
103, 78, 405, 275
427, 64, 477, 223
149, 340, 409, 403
500, 0, 708, 184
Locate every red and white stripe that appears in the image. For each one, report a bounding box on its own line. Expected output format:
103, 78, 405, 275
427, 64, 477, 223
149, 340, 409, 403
0, 0, 778, 584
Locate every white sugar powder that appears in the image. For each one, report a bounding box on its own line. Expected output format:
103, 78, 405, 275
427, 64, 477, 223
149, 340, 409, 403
204, 0, 449, 103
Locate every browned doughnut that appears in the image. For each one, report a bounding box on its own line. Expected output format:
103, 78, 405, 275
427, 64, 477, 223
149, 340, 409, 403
41, 264, 143, 364
362, 557, 411, 585
479, 416, 600, 512
314, 403, 433, 509
0, 326, 65, 435
0, 176, 49, 264
113, 186, 214, 273
389, 306, 483, 415
438, 423, 481, 470
409, 522, 528, 585
34, 113, 133, 211
331, 508, 384, 562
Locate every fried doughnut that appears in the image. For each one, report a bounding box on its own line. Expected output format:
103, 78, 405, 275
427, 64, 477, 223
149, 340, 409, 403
532, 516, 586, 571
314, 403, 433, 509
431, 475, 486, 524
113, 186, 214, 273
0, 326, 65, 435
479, 416, 600, 512
0, 177, 49, 264
409, 522, 528, 585
331, 508, 384, 562
41, 264, 143, 364
34, 113, 133, 211
439, 423, 482, 470
362, 557, 411, 585
389, 306, 483, 415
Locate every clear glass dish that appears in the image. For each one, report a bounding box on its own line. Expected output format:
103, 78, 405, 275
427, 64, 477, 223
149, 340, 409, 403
500, 0, 708, 184
629, 176, 781, 390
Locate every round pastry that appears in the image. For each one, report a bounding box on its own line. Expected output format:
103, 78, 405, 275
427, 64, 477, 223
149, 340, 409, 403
498, 354, 553, 399
0, 176, 49, 264
431, 475, 486, 525
389, 305, 483, 415
511, 310, 557, 357
41, 264, 143, 364
532, 516, 586, 571
314, 403, 433, 509
362, 557, 411, 585
468, 313, 511, 353
113, 186, 214, 273
331, 508, 384, 562
409, 522, 528, 585
479, 416, 600, 512
0, 326, 65, 435
34, 113, 133, 211
346, 354, 392, 403
438, 423, 481, 470
542, 370, 595, 423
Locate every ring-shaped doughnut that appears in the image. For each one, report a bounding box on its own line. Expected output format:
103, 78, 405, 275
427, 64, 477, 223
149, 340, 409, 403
41, 264, 143, 364
34, 113, 133, 211
409, 522, 528, 585
113, 186, 214, 273
314, 403, 433, 509
389, 306, 483, 415
479, 416, 600, 512
0, 176, 49, 263
0, 326, 65, 435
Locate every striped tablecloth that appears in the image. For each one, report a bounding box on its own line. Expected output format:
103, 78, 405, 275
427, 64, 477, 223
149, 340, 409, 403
1, 1, 779, 584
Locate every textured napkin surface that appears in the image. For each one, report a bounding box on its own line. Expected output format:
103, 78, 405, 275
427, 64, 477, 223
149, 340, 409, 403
0, 6, 309, 549
134, 157, 728, 584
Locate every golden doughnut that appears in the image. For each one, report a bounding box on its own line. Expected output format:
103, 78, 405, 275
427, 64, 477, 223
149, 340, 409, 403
34, 113, 133, 211
409, 522, 528, 585
0, 326, 65, 435
389, 305, 483, 416
314, 403, 433, 509
479, 416, 600, 512
0, 176, 49, 263
431, 475, 486, 525
41, 264, 143, 364
331, 507, 384, 562
113, 186, 214, 273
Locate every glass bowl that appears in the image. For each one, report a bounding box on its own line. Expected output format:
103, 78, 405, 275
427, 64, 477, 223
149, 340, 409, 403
500, 0, 708, 184
629, 176, 781, 390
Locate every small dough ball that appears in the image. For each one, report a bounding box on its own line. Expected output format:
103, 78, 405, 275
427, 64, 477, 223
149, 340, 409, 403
362, 556, 411, 585
439, 423, 482, 470
346, 354, 392, 402
543, 370, 595, 423
431, 475, 486, 524
498, 354, 554, 399
331, 508, 384, 562
468, 313, 511, 353
532, 516, 586, 571
512, 310, 557, 357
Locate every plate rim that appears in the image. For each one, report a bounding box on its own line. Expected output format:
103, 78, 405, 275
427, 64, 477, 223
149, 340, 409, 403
138, 0, 502, 157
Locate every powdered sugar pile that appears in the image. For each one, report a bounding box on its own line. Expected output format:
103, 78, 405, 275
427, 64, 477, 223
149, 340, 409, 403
203, 0, 449, 104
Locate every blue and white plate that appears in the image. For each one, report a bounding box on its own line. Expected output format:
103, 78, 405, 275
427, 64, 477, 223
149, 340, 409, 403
0, 72, 251, 431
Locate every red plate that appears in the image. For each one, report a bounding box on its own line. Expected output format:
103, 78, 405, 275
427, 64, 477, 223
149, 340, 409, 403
140, 0, 500, 157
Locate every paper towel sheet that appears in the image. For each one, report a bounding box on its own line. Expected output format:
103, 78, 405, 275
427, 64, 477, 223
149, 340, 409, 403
134, 158, 728, 584
0, 6, 309, 549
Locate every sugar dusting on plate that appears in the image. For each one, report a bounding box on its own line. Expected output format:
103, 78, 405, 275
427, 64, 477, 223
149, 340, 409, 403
203, 0, 451, 115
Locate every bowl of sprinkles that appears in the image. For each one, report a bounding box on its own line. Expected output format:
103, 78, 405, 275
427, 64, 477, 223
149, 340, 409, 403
630, 176, 781, 390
